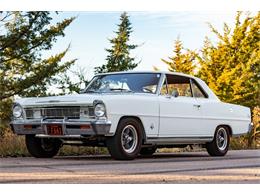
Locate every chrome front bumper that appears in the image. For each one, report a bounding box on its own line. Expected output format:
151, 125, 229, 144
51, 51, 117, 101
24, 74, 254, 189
10, 118, 112, 136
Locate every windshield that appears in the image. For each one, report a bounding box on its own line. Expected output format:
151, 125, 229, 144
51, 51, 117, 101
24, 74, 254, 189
85, 73, 161, 94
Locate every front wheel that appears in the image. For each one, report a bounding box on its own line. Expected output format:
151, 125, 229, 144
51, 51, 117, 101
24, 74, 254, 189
106, 118, 143, 160
206, 126, 230, 156
25, 135, 62, 158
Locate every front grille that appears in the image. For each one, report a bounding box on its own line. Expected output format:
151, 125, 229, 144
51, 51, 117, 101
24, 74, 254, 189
25, 106, 87, 119
43, 107, 80, 118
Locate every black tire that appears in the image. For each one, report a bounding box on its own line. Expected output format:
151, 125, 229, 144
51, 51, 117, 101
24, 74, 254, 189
206, 126, 230, 156
25, 135, 62, 158
106, 118, 143, 160
140, 147, 157, 156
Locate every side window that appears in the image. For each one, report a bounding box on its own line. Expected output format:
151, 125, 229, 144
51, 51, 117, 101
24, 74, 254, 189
161, 74, 192, 97
191, 79, 207, 98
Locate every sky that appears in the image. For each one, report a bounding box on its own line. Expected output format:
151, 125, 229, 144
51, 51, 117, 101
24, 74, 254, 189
47, 11, 238, 82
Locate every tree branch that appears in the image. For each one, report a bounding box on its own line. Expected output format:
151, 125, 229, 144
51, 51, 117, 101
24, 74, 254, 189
0, 12, 40, 51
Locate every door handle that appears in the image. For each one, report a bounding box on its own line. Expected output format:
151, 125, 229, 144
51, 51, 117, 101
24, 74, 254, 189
193, 104, 201, 109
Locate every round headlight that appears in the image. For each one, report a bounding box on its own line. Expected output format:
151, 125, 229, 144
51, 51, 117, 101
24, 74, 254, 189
94, 103, 106, 117
13, 105, 23, 118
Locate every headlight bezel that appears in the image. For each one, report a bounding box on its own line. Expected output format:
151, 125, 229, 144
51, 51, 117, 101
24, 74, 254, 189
93, 100, 106, 118
12, 104, 23, 119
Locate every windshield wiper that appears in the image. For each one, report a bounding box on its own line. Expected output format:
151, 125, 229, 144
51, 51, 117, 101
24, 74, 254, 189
109, 88, 133, 93
84, 89, 98, 93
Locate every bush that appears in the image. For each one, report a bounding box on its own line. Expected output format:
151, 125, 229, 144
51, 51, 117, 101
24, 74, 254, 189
230, 136, 250, 150
0, 99, 12, 137
249, 106, 260, 148
0, 129, 29, 157
0, 128, 108, 157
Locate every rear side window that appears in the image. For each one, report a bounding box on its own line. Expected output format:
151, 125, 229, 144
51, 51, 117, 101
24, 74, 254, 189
161, 74, 192, 97
191, 79, 207, 98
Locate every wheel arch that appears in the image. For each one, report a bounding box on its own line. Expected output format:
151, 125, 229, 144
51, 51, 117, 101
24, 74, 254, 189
216, 124, 233, 137
117, 115, 147, 143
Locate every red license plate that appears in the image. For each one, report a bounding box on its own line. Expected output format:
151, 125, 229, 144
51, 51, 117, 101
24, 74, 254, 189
47, 125, 63, 135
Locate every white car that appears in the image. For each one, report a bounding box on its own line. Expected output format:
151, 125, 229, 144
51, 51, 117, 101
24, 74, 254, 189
10, 71, 252, 160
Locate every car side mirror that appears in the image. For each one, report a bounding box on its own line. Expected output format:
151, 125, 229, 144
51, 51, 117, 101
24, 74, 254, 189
172, 90, 179, 98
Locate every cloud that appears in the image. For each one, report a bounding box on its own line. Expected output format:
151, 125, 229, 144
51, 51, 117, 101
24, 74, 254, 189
129, 11, 236, 29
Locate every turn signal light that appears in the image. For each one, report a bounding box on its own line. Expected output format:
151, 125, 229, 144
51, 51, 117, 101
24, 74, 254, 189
80, 125, 91, 130
24, 125, 32, 129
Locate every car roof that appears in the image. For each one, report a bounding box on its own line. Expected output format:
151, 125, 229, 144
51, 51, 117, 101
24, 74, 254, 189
95, 70, 219, 100
96, 70, 196, 79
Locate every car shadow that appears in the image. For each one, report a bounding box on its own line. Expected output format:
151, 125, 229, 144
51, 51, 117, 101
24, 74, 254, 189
140, 152, 208, 159
55, 152, 209, 161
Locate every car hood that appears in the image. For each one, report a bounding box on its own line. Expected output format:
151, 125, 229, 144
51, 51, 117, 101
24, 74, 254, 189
15, 93, 106, 108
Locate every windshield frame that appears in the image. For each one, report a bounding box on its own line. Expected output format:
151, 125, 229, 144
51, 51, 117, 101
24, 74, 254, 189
83, 72, 163, 95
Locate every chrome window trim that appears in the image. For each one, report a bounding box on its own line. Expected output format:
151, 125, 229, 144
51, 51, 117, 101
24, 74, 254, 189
190, 78, 209, 98
156, 73, 167, 96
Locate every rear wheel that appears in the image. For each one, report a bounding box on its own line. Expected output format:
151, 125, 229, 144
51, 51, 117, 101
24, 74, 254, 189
106, 118, 143, 160
206, 126, 230, 156
140, 147, 157, 156
25, 135, 62, 158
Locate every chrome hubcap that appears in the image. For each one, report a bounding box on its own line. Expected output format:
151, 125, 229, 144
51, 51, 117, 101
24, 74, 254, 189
121, 125, 138, 153
216, 128, 228, 151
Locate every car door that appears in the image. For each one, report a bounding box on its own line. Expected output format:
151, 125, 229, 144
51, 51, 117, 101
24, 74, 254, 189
159, 74, 203, 137
190, 78, 219, 137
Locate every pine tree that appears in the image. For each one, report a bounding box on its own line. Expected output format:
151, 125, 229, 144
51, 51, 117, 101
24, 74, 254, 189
0, 12, 76, 100
161, 38, 196, 75
0, 12, 75, 133
198, 11, 260, 108
95, 12, 139, 73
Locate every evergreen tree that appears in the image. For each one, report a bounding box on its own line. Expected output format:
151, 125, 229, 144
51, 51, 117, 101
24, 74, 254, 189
162, 38, 196, 75
95, 12, 139, 73
0, 12, 75, 132
198, 11, 260, 108
0, 12, 76, 100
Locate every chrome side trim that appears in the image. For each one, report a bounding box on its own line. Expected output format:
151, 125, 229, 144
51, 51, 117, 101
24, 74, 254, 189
145, 136, 213, 145
157, 114, 251, 122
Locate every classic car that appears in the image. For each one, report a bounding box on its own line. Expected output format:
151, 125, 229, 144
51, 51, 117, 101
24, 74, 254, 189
10, 71, 252, 160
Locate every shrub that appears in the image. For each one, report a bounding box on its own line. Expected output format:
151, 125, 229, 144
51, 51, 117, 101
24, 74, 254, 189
0, 128, 108, 157
249, 106, 260, 148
